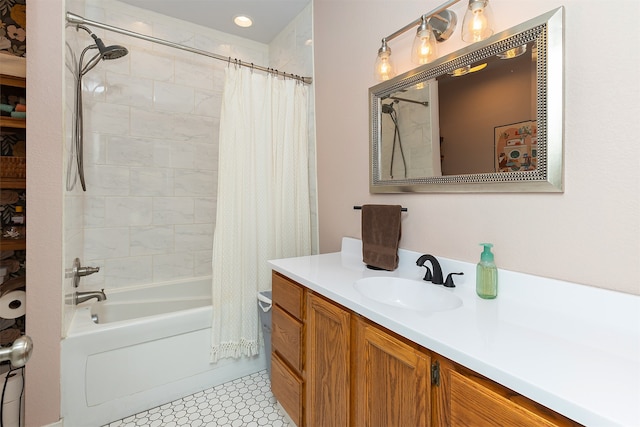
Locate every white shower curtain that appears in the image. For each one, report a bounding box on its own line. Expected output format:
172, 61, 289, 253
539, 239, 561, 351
210, 66, 312, 362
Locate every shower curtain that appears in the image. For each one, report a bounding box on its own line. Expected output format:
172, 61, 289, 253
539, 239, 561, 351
210, 66, 312, 362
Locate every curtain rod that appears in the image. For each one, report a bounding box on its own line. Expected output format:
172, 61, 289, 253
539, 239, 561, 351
65, 12, 312, 85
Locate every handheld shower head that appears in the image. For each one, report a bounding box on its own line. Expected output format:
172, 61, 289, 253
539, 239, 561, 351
91, 33, 128, 60
382, 103, 395, 114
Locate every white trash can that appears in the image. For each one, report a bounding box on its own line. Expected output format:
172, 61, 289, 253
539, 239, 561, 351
257, 291, 273, 378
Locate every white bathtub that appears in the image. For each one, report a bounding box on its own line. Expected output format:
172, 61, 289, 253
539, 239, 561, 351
61, 277, 267, 427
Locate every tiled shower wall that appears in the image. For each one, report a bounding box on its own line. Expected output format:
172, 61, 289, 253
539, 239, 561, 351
64, 0, 315, 306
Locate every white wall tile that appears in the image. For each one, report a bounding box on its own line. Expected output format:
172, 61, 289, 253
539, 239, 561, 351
89, 102, 130, 135
175, 223, 214, 252
194, 198, 216, 224
105, 72, 153, 108
130, 108, 215, 142
130, 167, 174, 196
175, 58, 215, 90
104, 256, 153, 288
84, 227, 130, 259
174, 169, 215, 196
130, 225, 174, 255
153, 252, 194, 281
130, 49, 174, 82
194, 142, 217, 171
84, 165, 130, 196
105, 197, 153, 226
154, 81, 195, 113
107, 135, 154, 167
83, 196, 106, 228
153, 197, 195, 225
169, 141, 196, 169
194, 88, 220, 117
85, 132, 109, 166
194, 250, 213, 276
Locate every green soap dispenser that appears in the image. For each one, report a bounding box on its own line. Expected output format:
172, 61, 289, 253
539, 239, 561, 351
476, 243, 498, 299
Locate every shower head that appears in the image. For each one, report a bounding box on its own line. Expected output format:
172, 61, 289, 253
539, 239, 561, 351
91, 33, 128, 60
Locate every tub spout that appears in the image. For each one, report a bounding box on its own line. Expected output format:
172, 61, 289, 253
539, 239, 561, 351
75, 289, 107, 304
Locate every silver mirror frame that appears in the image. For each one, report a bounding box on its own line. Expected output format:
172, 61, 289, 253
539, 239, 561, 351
369, 7, 564, 193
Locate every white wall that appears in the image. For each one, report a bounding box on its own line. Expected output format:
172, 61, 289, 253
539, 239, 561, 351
314, 0, 640, 295
25, 1, 65, 425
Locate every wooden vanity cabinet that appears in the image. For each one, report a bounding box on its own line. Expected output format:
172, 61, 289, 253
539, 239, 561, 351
271, 271, 580, 427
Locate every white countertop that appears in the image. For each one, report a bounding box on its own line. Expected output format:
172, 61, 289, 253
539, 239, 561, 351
268, 238, 640, 427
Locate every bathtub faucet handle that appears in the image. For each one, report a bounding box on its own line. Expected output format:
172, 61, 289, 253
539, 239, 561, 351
72, 258, 100, 288
78, 266, 100, 277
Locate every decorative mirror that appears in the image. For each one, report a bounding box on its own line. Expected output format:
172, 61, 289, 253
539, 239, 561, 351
369, 7, 563, 193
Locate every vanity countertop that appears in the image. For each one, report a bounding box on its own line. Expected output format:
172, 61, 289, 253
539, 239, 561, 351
268, 238, 640, 427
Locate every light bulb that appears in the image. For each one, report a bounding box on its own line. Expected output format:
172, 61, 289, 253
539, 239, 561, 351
462, 0, 494, 43
411, 19, 437, 65
374, 43, 395, 82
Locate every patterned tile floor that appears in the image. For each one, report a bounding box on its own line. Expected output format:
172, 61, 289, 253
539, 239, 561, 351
104, 370, 292, 427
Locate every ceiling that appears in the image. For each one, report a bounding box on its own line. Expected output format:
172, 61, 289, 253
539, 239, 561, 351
119, 0, 311, 44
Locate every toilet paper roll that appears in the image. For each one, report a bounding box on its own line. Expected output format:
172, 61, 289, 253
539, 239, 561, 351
0, 291, 25, 319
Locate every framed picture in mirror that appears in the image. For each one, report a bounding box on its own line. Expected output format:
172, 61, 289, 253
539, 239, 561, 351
494, 120, 537, 172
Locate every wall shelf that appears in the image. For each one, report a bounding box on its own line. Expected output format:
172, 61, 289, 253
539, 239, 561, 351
0, 117, 26, 129
0, 178, 25, 189
0, 238, 26, 251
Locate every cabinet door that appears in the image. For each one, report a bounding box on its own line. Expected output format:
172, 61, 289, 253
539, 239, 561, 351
305, 293, 350, 427
355, 318, 431, 427
446, 367, 580, 427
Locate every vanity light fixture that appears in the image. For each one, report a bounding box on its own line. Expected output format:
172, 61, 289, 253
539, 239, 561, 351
375, 0, 492, 82
461, 0, 495, 42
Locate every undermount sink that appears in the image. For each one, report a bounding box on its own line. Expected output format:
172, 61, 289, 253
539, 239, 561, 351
354, 277, 462, 313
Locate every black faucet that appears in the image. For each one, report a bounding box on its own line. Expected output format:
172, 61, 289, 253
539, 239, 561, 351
416, 254, 443, 285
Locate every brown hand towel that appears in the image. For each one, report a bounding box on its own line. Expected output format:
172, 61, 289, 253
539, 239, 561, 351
361, 204, 402, 271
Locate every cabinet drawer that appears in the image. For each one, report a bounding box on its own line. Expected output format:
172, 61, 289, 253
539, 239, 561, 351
272, 305, 302, 372
271, 354, 303, 427
272, 271, 303, 320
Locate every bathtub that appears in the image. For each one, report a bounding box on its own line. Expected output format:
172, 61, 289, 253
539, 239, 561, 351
61, 277, 267, 427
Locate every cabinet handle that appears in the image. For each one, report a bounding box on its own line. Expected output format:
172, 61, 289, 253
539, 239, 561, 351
431, 360, 440, 386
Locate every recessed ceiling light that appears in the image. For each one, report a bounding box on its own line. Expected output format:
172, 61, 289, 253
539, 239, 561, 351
234, 15, 253, 28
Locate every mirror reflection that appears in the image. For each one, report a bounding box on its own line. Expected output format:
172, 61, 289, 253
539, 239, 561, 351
370, 7, 563, 193
380, 41, 536, 178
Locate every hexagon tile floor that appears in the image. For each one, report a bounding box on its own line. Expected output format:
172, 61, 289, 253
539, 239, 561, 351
103, 370, 292, 427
